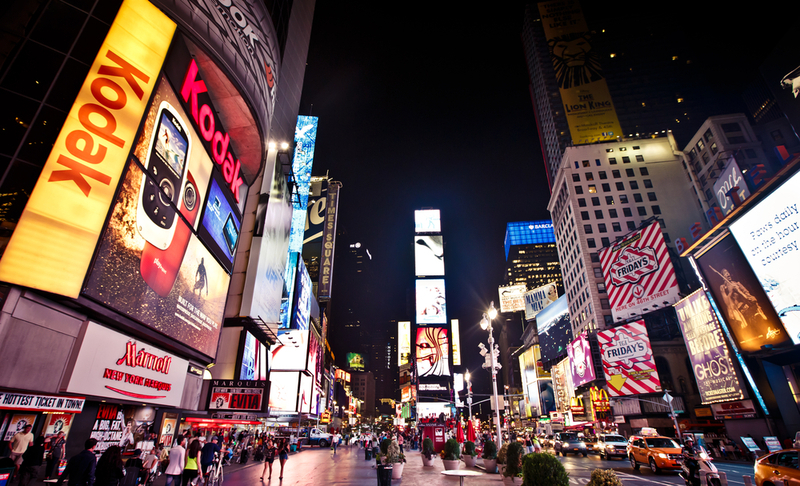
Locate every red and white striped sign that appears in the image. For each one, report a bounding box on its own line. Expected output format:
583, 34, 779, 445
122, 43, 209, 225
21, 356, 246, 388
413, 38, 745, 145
599, 222, 680, 321
597, 321, 661, 396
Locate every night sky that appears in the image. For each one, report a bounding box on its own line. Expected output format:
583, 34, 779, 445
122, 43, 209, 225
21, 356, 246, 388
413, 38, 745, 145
297, 2, 800, 400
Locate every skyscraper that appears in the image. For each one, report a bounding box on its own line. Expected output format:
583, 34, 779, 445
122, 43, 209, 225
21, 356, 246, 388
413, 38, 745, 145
504, 220, 563, 295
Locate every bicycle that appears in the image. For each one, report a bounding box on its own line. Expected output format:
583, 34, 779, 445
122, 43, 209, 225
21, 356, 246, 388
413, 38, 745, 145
205, 452, 224, 486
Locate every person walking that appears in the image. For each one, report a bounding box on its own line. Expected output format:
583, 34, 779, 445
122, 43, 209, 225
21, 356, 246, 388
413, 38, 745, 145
16, 436, 45, 486
397, 433, 404, 454
200, 436, 220, 476
260, 438, 276, 480
525, 435, 533, 455
164, 435, 186, 486
94, 446, 125, 486
46, 431, 67, 479
57, 438, 98, 486
8, 424, 34, 480
277, 439, 289, 480
182, 440, 202, 486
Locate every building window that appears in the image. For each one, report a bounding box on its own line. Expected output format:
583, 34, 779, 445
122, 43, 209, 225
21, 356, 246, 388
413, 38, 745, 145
633, 193, 643, 203
630, 180, 639, 190
574, 161, 580, 168
612, 222, 621, 232
616, 182, 624, 190
635, 155, 644, 162
578, 198, 586, 207
652, 205, 662, 214
721, 122, 741, 133
587, 238, 596, 248
597, 282, 606, 292
606, 196, 614, 205
588, 185, 597, 193
728, 135, 747, 144
626, 168, 635, 177
648, 192, 657, 201
594, 267, 603, 278
601, 183, 611, 192
688, 148, 697, 161
609, 157, 617, 165
640, 167, 649, 176
702, 152, 710, 164
595, 210, 604, 219
704, 128, 714, 142
771, 129, 785, 142
599, 171, 607, 179
710, 142, 718, 155
637, 206, 647, 216
596, 159, 602, 166
697, 139, 705, 151
581, 211, 590, 220
584, 224, 593, 234
572, 174, 581, 182
622, 156, 631, 163
598, 223, 607, 233
612, 170, 621, 178
619, 194, 629, 204
591, 197, 600, 206
627, 221, 636, 230
643, 179, 653, 188
583, 160, 590, 167
705, 188, 713, 200
575, 185, 583, 194
590, 253, 600, 263
585, 172, 594, 181
601, 237, 610, 247
608, 208, 618, 218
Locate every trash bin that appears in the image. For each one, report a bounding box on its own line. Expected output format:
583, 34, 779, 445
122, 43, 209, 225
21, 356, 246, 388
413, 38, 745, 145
365, 448, 372, 460
0, 467, 15, 486
376, 464, 392, 486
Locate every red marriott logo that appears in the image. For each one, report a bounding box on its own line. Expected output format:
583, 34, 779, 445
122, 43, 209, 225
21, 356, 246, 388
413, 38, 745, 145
116, 341, 172, 375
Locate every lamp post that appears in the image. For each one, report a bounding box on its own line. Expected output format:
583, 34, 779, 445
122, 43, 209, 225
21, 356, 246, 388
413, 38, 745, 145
465, 371, 473, 422
480, 301, 503, 451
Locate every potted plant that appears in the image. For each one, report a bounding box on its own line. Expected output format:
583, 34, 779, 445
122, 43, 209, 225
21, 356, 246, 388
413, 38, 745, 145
442, 438, 461, 470
422, 437, 435, 467
387, 440, 406, 479
497, 442, 509, 476
462, 441, 477, 467
587, 469, 622, 486
521, 451, 569, 486
482, 440, 498, 473
502, 441, 524, 485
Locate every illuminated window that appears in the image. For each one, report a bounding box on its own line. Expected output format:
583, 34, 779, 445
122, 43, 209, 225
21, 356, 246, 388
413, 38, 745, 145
588, 185, 597, 193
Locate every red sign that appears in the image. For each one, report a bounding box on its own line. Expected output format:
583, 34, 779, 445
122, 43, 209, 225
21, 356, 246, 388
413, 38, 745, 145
597, 321, 661, 397
116, 341, 172, 374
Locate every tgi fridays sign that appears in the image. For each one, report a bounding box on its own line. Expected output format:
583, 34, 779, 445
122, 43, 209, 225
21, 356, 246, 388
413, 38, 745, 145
600, 222, 681, 321
0, 392, 85, 413
597, 321, 662, 397
64, 322, 188, 407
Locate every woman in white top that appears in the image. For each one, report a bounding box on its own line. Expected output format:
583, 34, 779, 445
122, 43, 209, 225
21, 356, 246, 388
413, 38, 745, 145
164, 435, 186, 486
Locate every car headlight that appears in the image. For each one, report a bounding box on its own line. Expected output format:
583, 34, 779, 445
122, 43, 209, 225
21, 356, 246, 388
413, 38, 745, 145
657, 453, 667, 458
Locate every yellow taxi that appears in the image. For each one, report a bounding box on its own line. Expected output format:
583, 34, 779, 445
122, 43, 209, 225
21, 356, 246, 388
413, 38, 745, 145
627, 435, 683, 474
754, 449, 800, 486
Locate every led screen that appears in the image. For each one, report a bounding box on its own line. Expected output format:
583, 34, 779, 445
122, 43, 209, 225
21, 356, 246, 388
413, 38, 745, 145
347, 353, 366, 371
291, 257, 312, 330
414, 235, 445, 276
416, 327, 450, 377
270, 330, 309, 371
567, 332, 596, 388
416, 279, 447, 324
729, 170, 800, 344
536, 295, 571, 362
398, 321, 411, 366
269, 371, 299, 412
198, 171, 242, 272
415, 209, 441, 233
299, 373, 313, 414
499, 284, 527, 313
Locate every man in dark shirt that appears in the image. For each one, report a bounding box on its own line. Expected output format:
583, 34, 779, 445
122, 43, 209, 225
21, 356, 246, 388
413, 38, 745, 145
57, 438, 98, 486
200, 436, 221, 474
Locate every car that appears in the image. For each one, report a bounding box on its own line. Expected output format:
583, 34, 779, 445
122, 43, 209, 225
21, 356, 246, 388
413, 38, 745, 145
754, 449, 800, 486
597, 434, 628, 460
583, 436, 599, 454
553, 432, 588, 456
627, 435, 683, 474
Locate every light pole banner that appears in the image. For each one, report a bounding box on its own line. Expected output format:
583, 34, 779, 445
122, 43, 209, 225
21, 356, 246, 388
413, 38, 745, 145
597, 321, 661, 397
674, 290, 744, 404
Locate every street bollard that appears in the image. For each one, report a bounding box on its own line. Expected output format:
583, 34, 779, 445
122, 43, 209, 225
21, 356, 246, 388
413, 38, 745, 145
743, 475, 753, 486
718, 471, 728, 486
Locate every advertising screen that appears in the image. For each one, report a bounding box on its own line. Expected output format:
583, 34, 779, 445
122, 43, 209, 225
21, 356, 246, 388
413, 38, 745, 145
524, 282, 559, 321
499, 284, 527, 313
415, 209, 441, 233
416, 327, 450, 377
238, 331, 269, 381
713, 158, 751, 216
415, 235, 445, 276
552, 358, 574, 412
416, 279, 447, 324
346, 353, 366, 371
298, 373, 313, 414
398, 321, 411, 366
674, 290, 744, 404
567, 332, 596, 388
268, 371, 300, 412
597, 321, 662, 397
291, 258, 312, 330
695, 234, 791, 352
451, 319, 462, 366
536, 295, 572, 362
729, 169, 800, 344
270, 330, 309, 371
197, 171, 242, 272
287, 116, 319, 255
600, 222, 681, 321
209, 380, 267, 412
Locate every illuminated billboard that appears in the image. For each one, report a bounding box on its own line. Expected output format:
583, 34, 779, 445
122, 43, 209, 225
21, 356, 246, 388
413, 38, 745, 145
536, 295, 571, 362
238, 331, 269, 381
287, 116, 319, 255
567, 332, 596, 388
537, 0, 622, 145
398, 321, 411, 366
347, 353, 366, 371
0, 0, 176, 298
713, 159, 751, 217
597, 321, 661, 397
599, 222, 681, 321
674, 290, 744, 404
498, 284, 527, 313
451, 319, 462, 366
695, 234, 791, 352
291, 258, 312, 330
416, 327, 450, 377
270, 330, 309, 371
524, 282, 559, 321
552, 358, 574, 413
415, 209, 441, 233
729, 169, 800, 344
416, 279, 447, 324
269, 371, 300, 412
414, 235, 445, 276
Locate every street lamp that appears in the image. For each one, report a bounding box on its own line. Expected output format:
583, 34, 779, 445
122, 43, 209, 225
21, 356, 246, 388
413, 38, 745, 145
479, 301, 503, 451
465, 371, 473, 422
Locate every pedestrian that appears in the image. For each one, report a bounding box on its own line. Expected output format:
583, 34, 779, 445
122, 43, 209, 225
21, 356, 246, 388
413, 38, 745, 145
533, 436, 542, 453
95, 446, 125, 486
332, 433, 340, 455
397, 433, 404, 454
182, 439, 202, 486
200, 436, 220, 476
57, 438, 98, 486
164, 435, 186, 486
277, 439, 289, 480
46, 431, 67, 479
142, 446, 160, 486
16, 436, 45, 486
122, 449, 143, 486
719, 442, 727, 460
8, 424, 34, 479
260, 438, 276, 480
